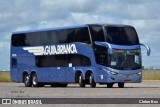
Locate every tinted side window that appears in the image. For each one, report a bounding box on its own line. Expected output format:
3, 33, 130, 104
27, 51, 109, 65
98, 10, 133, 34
35, 55, 68, 67
12, 31, 58, 46
56, 55, 68, 67
35, 54, 91, 68
68, 54, 91, 66
26, 32, 42, 46
26, 31, 56, 46
74, 27, 91, 44
12, 27, 91, 47
94, 45, 108, 66
89, 25, 105, 42
56, 28, 75, 44
12, 57, 17, 68
12, 34, 26, 46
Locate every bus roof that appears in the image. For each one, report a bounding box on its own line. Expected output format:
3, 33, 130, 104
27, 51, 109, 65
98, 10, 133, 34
12, 24, 132, 35
88, 23, 132, 27
12, 24, 87, 34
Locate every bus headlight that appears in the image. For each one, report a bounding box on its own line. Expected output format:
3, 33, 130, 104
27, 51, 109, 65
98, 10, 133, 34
110, 71, 118, 75
137, 72, 142, 75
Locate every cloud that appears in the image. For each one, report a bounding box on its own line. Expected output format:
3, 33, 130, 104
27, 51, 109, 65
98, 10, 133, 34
0, 0, 160, 70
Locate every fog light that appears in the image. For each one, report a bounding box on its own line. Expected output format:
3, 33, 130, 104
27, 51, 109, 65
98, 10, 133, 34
137, 72, 142, 75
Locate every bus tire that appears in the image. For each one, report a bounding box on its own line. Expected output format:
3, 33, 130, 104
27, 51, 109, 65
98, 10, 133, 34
107, 83, 113, 88
79, 73, 85, 87
32, 73, 43, 87
118, 83, 124, 88
89, 73, 96, 88
24, 74, 32, 87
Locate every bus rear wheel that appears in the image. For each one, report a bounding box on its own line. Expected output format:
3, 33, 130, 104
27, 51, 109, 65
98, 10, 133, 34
24, 74, 32, 87
32, 73, 44, 87
79, 73, 85, 87
89, 73, 96, 88
107, 83, 113, 88
118, 83, 124, 88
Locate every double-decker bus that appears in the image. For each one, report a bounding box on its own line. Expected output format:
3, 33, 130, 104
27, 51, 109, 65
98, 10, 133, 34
10, 24, 150, 88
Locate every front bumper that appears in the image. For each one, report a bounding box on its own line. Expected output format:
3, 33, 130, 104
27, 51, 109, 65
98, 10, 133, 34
95, 67, 142, 83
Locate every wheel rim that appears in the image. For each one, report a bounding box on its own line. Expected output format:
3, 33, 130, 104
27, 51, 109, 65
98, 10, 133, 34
89, 75, 92, 84
79, 75, 82, 84
25, 75, 29, 85
32, 75, 37, 85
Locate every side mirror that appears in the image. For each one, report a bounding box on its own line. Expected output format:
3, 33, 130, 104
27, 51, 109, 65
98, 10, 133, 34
140, 43, 151, 56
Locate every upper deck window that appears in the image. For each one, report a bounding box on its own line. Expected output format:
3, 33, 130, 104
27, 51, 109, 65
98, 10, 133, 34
106, 26, 139, 45
89, 25, 105, 42
11, 27, 91, 47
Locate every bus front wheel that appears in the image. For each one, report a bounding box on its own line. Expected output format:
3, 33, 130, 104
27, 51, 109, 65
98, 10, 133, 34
79, 73, 85, 87
24, 74, 32, 87
118, 83, 124, 88
89, 73, 96, 88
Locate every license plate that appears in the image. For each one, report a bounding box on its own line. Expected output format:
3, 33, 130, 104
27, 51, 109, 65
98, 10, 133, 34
124, 80, 130, 83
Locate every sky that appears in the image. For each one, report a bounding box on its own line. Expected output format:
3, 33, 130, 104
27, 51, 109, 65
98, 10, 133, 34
0, 0, 160, 70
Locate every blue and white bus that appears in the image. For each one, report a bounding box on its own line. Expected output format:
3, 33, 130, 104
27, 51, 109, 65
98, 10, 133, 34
10, 24, 150, 88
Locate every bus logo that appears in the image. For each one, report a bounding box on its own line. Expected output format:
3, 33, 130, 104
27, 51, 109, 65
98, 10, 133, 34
2, 99, 11, 104
23, 44, 77, 55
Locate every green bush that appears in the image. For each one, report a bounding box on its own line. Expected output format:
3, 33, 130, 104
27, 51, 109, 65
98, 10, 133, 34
0, 71, 12, 82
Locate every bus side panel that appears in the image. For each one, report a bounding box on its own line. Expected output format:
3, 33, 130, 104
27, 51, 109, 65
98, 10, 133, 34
10, 48, 19, 82
49, 67, 66, 82
49, 68, 57, 82
10, 56, 23, 83
92, 67, 110, 83
10, 68, 19, 82
35, 68, 50, 82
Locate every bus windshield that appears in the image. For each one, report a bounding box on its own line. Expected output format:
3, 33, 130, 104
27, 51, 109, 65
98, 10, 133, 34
106, 26, 139, 45
108, 49, 141, 70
